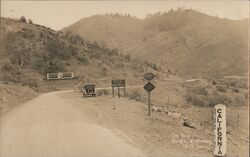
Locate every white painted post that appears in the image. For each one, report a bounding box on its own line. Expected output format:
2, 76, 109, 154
214, 104, 226, 157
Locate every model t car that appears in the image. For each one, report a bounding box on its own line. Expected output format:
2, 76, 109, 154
83, 84, 96, 97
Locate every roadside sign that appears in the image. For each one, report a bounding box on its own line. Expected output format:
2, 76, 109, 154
214, 104, 226, 156
143, 72, 156, 116
143, 82, 155, 93
143, 72, 155, 81
111, 79, 126, 98
112, 79, 125, 87
46, 72, 74, 80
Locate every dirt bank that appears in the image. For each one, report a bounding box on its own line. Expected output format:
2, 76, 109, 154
0, 84, 37, 114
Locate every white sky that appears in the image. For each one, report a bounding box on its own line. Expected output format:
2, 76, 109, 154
1, 0, 249, 30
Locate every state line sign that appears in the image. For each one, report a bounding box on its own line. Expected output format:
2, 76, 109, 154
214, 104, 226, 156
46, 72, 74, 80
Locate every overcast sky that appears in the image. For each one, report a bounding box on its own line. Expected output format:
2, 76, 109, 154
1, 0, 249, 30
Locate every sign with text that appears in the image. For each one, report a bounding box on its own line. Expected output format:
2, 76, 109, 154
143, 73, 156, 116
111, 79, 126, 98
143, 82, 155, 93
111, 79, 125, 87
143, 72, 155, 81
214, 104, 226, 156
46, 72, 74, 80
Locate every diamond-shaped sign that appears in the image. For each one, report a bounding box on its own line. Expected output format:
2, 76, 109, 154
143, 82, 155, 92
144, 72, 155, 81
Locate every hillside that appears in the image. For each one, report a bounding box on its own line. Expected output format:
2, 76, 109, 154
0, 17, 160, 89
64, 9, 248, 77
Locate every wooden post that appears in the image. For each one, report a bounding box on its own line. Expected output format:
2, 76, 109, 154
148, 91, 151, 116
112, 87, 114, 98
118, 87, 120, 98
20, 54, 23, 70
124, 87, 126, 98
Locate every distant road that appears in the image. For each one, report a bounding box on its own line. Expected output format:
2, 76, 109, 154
0, 91, 144, 157
223, 76, 248, 79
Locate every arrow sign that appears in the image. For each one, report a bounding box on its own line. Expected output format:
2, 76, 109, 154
57, 72, 63, 79
144, 72, 155, 81
143, 82, 155, 92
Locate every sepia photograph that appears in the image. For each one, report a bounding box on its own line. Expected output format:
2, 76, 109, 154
0, 0, 249, 157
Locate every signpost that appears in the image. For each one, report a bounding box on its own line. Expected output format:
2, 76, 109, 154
46, 72, 74, 80
143, 72, 156, 116
214, 104, 226, 157
111, 79, 126, 98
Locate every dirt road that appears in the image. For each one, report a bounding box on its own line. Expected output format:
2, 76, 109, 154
0, 91, 144, 157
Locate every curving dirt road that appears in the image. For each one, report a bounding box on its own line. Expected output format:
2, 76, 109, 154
0, 91, 144, 157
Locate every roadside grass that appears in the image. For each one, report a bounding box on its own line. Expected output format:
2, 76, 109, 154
185, 80, 248, 107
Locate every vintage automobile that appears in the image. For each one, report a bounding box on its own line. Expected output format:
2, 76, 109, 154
83, 84, 96, 97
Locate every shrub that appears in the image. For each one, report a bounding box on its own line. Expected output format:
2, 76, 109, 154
96, 89, 109, 96
235, 96, 246, 106
47, 40, 70, 60
102, 67, 107, 77
28, 19, 33, 24
22, 79, 39, 88
186, 94, 208, 107
124, 53, 131, 61
20, 16, 26, 23
231, 87, 239, 93
192, 87, 208, 96
128, 90, 142, 102
77, 56, 89, 65
90, 51, 102, 59
44, 60, 66, 74
244, 92, 248, 100
0, 59, 14, 71
216, 85, 227, 93
207, 94, 231, 107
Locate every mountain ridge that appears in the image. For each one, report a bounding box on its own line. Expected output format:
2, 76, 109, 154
63, 9, 248, 77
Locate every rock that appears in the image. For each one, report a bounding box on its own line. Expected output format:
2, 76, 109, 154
151, 105, 158, 112
183, 120, 196, 129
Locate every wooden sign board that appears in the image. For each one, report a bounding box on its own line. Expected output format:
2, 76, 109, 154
111, 79, 126, 98
46, 72, 74, 80
112, 79, 125, 87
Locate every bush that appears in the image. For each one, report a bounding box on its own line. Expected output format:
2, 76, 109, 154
216, 85, 227, 93
231, 87, 239, 93
192, 87, 208, 96
235, 96, 246, 106
96, 89, 109, 96
44, 61, 66, 74
186, 94, 208, 107
207, 94, 232, 107
77, 56, 89, 65
22, 79, 39, 88
0, 59, 14, 71
47, 40, 70, 60
102, 67, 107, 77
128, 90, 142, 102
28, 19, 33, 24
20, 16, 26, 23
124, 53, 131, 61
